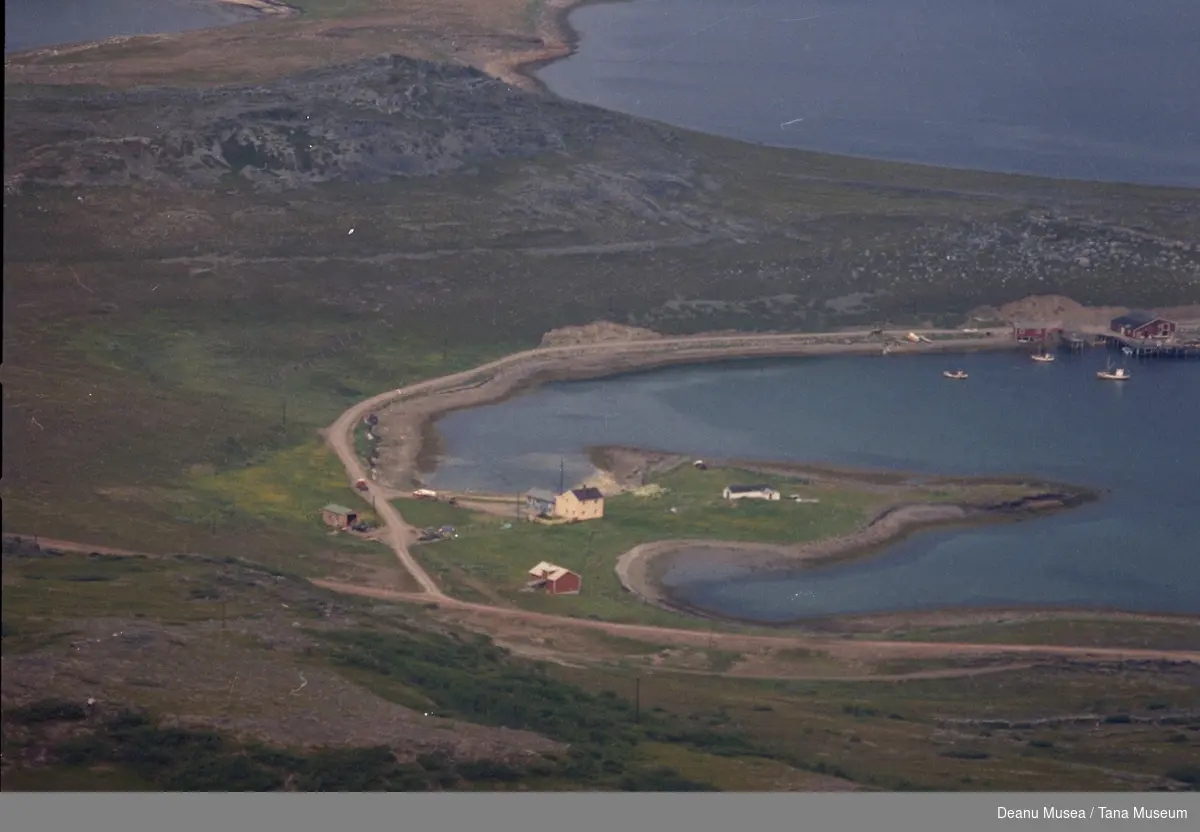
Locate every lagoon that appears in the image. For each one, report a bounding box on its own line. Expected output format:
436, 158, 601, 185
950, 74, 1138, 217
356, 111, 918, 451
426, 350, 1200, 619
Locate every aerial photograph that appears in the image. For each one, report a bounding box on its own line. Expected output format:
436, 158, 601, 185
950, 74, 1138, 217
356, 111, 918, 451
3, 0, 1198, 798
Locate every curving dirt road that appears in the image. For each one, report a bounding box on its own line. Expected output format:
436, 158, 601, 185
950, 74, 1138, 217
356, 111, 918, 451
318, 330, 1200, 669
323, 326, 1008, 598
309, 579, 1200, 664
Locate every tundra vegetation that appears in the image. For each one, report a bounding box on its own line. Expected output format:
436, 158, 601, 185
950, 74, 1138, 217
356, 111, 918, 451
3, 0, 1198, 792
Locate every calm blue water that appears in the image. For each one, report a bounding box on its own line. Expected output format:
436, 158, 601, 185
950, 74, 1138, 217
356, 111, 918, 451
428, 350, 1200, 618
537, 0, 1200, 186
4, 0, 254, 54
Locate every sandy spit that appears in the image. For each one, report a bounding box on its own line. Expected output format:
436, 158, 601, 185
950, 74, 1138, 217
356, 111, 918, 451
614, 503, 979, 614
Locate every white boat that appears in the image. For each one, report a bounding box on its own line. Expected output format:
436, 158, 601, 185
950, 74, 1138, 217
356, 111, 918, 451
1096, 356, 1130, 381
943, 369, 969, 380
1031, 351, 1055, 363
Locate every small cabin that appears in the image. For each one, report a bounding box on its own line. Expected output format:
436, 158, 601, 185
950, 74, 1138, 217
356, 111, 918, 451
722, 485, 780, 501
526, 561, 582, 595
322, 503, 358, 529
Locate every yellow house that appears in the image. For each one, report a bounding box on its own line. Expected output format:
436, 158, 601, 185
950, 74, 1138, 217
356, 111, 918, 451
554, 487, 605, 522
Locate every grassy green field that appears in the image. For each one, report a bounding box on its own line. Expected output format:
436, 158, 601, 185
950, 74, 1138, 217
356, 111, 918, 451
5, 546, 1198, 792
4, 0, 1198, 794
550, 662, 1200, 791
400, 466, 1022, 625
3, 288, 518, 577
882, 618, 1200, 652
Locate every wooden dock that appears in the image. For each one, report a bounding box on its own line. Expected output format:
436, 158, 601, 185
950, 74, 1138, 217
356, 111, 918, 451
1058, 327, 1200, 360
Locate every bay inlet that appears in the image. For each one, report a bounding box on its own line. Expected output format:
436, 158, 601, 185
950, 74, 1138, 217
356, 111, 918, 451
425, 350, 1200, 620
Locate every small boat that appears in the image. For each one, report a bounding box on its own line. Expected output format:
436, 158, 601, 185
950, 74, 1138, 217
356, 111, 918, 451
1097, 367, 1130, 381
943, 369, 969, 380
1031, 351, 1055, 363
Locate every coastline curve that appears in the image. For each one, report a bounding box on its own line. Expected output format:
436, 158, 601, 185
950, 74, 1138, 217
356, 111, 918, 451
613, 494, 1097, 623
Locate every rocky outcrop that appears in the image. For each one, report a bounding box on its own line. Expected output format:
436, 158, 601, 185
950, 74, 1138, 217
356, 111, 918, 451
4, 54, 647, 192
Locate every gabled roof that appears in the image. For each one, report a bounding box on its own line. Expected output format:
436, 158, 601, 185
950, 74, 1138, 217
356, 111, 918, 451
528, 561, 575, 581
323, 503, 356, 516
525, 488, 556, 502
1112, 310, 1165, 328
569, 487, 604, 502
1011, 321, 1059, 330
725, 484, 776, 493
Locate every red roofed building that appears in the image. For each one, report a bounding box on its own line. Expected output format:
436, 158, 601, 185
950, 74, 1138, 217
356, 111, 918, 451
1012, 322, 1061, 343
526, 561, 582, 595
1111, 311, 1176, 340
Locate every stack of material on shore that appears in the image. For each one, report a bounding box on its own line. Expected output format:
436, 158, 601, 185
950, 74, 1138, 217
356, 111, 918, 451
632, 484, 669, 498
577, 470, 622, 495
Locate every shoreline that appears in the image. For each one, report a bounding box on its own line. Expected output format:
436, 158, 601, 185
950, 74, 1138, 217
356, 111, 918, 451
499, 0, 600, 93
4, 0, 300, 61
215, 0, 297, 16
365, 327, 1118, 625
613, 490, 1099, 626
371, 327, 1022, 489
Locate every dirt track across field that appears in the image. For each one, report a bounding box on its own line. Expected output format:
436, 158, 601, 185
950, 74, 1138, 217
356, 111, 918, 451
316, 328, 1200, 670
309, 580, 1200, 665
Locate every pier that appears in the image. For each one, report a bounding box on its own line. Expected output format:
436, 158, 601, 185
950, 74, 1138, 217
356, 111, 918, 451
1062, 327, 1200, 360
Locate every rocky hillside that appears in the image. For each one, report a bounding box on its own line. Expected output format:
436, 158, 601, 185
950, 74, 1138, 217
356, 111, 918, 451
4, 53, 1198, 328
4, 55, 645, 192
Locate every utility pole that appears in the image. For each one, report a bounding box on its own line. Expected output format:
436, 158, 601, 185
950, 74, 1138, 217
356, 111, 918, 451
281, 399, 287, 428
634, 676, 641, 723
220, 601, 227, 631
559, 458, 565, 494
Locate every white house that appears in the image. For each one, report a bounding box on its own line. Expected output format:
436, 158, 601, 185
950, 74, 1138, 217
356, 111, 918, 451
723, 484, 780, 501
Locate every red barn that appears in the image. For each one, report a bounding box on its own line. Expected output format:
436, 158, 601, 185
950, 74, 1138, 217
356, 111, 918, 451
1012, 322, 1060, 343
526, 561, 582, 595
1110, 312, 1176, 340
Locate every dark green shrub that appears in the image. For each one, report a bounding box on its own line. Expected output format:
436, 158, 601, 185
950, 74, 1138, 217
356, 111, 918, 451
7, 699, 88, 724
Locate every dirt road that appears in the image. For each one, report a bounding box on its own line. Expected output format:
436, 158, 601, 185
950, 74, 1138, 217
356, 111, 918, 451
323, 326, 1012, 601
2, 535, 150, 557
310, 580, 1200, 665
318, 329, 1200, 669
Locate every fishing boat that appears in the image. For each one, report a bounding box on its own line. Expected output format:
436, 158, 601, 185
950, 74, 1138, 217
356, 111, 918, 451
943, 369, 969, 380
1031, 351, 1055, 363
1097, 359, 1130, 381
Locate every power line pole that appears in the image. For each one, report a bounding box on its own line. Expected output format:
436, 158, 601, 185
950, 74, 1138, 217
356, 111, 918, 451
634, 676, 641, 723
559, 457, 565, 494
